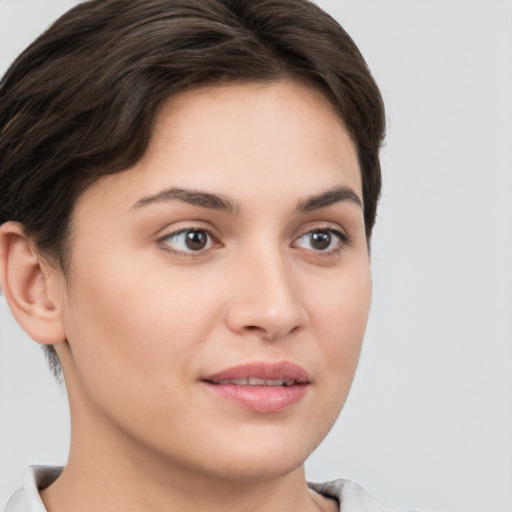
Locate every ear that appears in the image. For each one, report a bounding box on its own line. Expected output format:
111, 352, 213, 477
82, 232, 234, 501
0, 221, 66, 345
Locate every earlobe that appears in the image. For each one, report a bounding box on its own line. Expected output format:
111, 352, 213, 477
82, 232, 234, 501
0, 221, 66, 345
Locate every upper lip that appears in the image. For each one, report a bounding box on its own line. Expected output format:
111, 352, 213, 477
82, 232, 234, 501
203, 361, 310, 385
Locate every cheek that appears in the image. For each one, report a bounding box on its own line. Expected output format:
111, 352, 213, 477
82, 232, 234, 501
59, 255, 229, 450
312, 260, 371, 339
309, 263, 372, 395
61, 247, 222, 392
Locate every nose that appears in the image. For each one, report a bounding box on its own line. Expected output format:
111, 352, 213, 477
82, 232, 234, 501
224, 249, 308, 341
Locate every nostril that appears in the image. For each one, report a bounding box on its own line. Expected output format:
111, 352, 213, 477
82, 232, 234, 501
242, 323, 303, 341
245, 325, 267, 334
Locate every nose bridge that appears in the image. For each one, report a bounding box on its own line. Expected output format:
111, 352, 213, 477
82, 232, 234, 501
225, 240, 307, 339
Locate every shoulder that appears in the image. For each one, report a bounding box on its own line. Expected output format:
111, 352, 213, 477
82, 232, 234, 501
2, 466, 62, 512
308, 479, 418, 512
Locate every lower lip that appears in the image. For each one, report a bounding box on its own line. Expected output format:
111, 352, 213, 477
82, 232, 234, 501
203, 382, 308, 413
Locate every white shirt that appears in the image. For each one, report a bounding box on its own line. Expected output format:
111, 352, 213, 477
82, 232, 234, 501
3, 466, 417, 512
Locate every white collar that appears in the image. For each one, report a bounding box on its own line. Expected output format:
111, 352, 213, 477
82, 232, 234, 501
4, 466, 62, 512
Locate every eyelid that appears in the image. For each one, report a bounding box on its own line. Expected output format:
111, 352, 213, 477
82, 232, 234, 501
294, 221, 350, 241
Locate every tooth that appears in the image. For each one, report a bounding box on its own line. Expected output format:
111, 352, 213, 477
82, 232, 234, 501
265, 379, 283, 386
215, 377, 300, 386
248, 377, 266, 386
217, 379, 248, 385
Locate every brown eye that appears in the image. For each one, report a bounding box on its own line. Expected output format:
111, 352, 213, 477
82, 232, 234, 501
161, 228, 214, 253
185, 230, 208, 250
294, 228, 347, 253
310, 231, 331, 250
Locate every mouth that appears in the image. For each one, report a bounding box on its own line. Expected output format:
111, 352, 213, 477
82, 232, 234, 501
201, 361, 310, 413
212, 377, 303, 387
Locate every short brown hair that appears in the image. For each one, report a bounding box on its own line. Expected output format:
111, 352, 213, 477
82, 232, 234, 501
0, 0, 385, 378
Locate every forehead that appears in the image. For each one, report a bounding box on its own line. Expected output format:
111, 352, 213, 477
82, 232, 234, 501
74, 80, 361, 214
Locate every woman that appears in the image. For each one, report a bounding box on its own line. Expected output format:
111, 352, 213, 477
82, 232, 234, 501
0, 1, 414, 510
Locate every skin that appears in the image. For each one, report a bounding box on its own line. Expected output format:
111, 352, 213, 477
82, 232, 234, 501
0, 81, 371, 512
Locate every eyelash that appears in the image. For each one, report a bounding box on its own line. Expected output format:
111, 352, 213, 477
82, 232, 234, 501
157, 225, 350, 258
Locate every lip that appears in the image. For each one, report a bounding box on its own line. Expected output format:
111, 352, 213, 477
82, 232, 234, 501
201, 361, 310, 413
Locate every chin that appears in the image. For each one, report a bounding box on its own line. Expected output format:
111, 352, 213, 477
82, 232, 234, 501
195, 428, 318, 482
209, 451, 308, 482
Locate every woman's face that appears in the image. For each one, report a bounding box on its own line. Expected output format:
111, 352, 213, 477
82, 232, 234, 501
55, 81, 372, 480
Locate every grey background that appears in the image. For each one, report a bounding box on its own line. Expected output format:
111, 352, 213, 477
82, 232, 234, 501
1, 1, 511, 511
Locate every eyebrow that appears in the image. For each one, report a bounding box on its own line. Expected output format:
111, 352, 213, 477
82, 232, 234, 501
296, 186, 363, 212
132, 187, 240, 215
132, 185, 362, 214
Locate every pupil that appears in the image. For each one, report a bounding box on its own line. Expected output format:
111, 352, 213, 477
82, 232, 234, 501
311, 231, 331, 250
185, 230, 207, 250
